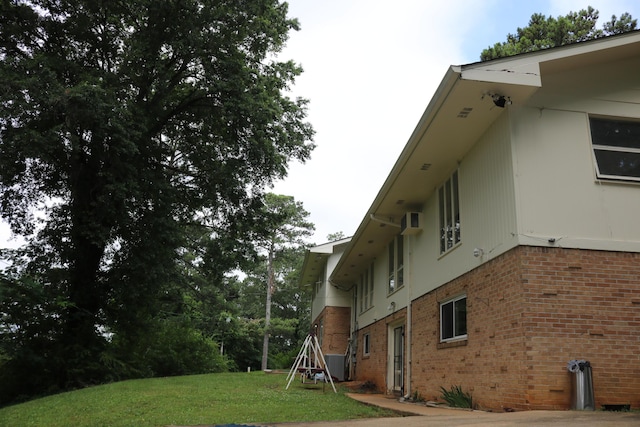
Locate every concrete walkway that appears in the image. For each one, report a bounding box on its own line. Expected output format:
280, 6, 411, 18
275, 393, 640, 427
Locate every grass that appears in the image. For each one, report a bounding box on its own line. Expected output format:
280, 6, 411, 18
0, 371, 398, 426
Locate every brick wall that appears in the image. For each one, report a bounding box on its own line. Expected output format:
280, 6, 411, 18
312, 306, 351, 356
355, 246, 640, 411
354, 316, 392, 391
411, 247, 529, 410
520, 247, 640, 410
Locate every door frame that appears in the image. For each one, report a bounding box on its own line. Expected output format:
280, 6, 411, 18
387, 319, 405, 395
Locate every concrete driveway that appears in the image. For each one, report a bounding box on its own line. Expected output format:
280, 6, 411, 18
275, 393, 640, 427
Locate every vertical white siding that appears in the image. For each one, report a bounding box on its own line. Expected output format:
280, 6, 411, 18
410, 113, 519, 297
512, 55, 640, 251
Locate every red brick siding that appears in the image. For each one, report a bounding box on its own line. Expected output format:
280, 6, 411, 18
355, 318, 388, 391
312, 306, 351, 356
520, 247, 640, 410
411, 248, 528, 410
355, 246, 640, 411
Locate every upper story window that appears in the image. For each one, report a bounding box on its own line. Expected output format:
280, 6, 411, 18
369, 264, 374, 308
388, 234, 404, 294
590, 116, 640, 182
439, 170, 461, 254
359, 264, 374, 313
440, 295, 467, 342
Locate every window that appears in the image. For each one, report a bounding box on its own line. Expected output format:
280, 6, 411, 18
440, 295, 467, 342
361, 270, 368, 312
363, 333, 370, 356
369, 264, 374, 308
358, 279, 363, 313
388, 235, 404, 293
590, 116, 640, 182
359, 264, 374, 313
439, 170, 461, 254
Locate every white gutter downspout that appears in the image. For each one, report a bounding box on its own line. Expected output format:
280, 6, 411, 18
369, 214, 401, 228
405, 234, 413, 398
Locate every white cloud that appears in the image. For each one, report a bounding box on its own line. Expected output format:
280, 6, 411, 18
273, 0, 640, 244
2, 1, 639, 249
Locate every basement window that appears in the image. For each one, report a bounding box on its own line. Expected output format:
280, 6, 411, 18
440, 295, 467, 342
590, 116, 640, 182
363, 333, 370, 356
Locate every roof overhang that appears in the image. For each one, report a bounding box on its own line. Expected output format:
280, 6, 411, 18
298, 238, 351, 287
330, 31, 640, 287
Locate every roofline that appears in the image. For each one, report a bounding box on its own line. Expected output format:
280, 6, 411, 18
331, 66, 462, 279
330, 30, 640, 284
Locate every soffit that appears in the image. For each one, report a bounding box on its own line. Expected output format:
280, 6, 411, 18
299, 238, 351, 287
331, 31, 640, 287
331, 77, 539, 286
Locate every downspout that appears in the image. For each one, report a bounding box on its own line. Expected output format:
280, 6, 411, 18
370, 214, 401, 228
405, 235, 413, 399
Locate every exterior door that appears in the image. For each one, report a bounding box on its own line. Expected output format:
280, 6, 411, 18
393, 325, 404, 393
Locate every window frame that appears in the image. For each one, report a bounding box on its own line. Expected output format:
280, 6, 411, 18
359, 264, 374, 313
439, 170, 461, 254
387, 235, 404, 294
589, 115, 640, 182
363, 333, 370, 356
369, 264, 374, 308
440, 294, 467, 343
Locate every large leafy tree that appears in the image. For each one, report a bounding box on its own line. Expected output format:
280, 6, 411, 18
242, 193, 313, 371
0, 0, 313, 400
481, 6, 637, 60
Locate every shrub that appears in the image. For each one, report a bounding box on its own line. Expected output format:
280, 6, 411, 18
440, 385, 473, 408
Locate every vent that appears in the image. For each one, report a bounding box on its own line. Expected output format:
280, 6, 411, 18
457, 107, 473, 118
400, 212, 423, 235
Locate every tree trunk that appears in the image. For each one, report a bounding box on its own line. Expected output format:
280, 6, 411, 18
261, 244, 275, 371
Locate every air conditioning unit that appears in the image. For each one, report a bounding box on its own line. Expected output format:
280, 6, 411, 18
400, 212, 423, 235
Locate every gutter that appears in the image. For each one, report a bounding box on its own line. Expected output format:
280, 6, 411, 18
330, 65, 462, 282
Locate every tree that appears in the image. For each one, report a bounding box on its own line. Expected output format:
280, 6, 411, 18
326, 231, 347, 242
249, 193, 314, 371
481, 6, 637, 61
0, 0, 314, 401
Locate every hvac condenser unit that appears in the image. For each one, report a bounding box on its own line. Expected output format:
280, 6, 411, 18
400, 212, 423, 235
324, 354, 345, 381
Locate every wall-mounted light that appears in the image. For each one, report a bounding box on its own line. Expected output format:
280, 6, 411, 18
483, 92, 512, 108
388, 301, 396, 311
473, 248, 484, 258
492, 94, 511, 108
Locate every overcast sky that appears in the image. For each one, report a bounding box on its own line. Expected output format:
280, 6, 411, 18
270, 0, 640, 244
1, 1, 639, 254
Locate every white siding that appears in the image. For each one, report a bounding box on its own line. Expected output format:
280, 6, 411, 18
357, 113, 519, 327
355, 50, 640, 329
512, 55, 640, 252
411, 112, 518, 296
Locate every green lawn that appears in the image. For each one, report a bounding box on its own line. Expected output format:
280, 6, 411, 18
0, 371, 398, 426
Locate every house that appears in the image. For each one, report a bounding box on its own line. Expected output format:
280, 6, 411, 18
299, 237, 352, 376
300, 30, 640, 411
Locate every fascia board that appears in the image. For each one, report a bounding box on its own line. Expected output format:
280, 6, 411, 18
461, 61, 542, 87
330, 66, 462, 284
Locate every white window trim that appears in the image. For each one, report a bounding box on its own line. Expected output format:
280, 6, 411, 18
439, 170, 461, 255
590, 116, 640, 183
440, 294, 467, 343
363, 333, 370, 356
359, 263, 374, 313
388, 235, 404, 295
